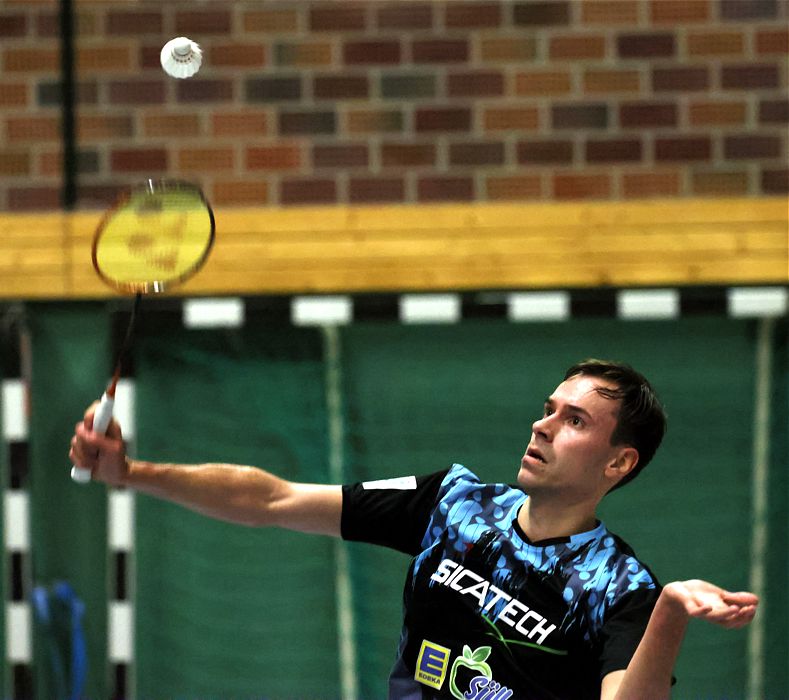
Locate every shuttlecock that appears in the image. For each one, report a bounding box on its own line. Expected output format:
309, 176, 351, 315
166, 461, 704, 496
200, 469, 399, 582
160, 37, 202, 79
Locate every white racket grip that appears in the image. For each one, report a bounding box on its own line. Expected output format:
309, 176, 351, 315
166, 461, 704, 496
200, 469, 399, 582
71, 391, 115, 484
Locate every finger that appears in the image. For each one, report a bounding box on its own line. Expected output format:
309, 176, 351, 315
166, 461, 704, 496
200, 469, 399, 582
722, 591, 759, 606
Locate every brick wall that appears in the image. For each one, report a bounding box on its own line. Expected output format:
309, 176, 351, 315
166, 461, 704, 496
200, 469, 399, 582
0, 0, 787, 210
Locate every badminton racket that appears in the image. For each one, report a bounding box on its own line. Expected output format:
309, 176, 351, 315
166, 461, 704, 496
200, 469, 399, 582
71, 179, 215, 483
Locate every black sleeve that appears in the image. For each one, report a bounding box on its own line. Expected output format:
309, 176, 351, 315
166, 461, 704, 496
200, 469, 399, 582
598, 586, 661, 679
340, 469, 450, 556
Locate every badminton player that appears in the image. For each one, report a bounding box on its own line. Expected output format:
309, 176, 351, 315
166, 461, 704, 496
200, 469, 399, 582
70, 358, 758, 699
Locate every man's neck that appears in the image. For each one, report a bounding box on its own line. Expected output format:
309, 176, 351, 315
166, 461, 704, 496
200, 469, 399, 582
517, 494, 599, 543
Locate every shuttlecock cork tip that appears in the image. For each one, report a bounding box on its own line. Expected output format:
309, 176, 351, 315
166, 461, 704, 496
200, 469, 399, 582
160, 37, 202, 79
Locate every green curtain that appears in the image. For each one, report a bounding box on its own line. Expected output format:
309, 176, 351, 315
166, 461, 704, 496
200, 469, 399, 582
28, 303, 110, 700
340, 317, 762, 699
133, 322, 339, 699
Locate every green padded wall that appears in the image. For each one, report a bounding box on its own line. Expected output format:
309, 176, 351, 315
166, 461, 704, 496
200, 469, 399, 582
28, 303, 110, 700
133, 323, 340, 699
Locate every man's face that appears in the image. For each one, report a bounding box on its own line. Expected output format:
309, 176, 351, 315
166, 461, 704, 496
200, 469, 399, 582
518, 375, 626, 502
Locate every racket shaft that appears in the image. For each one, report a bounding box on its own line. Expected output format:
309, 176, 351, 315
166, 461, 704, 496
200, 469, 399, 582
71, 392, 114, 484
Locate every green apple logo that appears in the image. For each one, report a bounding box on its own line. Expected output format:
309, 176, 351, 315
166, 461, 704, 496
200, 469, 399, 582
449, 645, 492, 699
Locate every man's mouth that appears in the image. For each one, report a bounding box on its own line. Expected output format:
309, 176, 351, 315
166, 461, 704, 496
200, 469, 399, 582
525, 447, 547, 463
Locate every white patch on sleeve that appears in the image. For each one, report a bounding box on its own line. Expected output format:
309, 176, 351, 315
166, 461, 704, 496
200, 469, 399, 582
362, 476, 417, 490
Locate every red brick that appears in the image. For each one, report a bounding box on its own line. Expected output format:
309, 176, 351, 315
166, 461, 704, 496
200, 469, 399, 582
109, 80, 166, 105
417, 177, 474, 202
617, 33, 675, 58
517, 140, 574, 165
244, 9, 299, 33
279, 110, 336, 135
721, 0, 778, 20
585, 139, 642, 163
449, 142, 505, 166
347, 109, 404, 134
349, 177, 405, 204
212, 112, 269, 136
620, 102, 678, 128
655, 137, 712, 161
415, 107, 471, 132
0, 13, 27, 37
549, 35, 607, 60
6, 116, 59, 142
210, 44, 267, 68
247, 145, 302, 170
447, 71, 504, 98
650, 0, 710, 23
309, 5, 367, 32
552, 104, 608, 129
77, 185, 126, 208
652, 67, 709, 92
514, 2, 570, 26
687, 31, 745, 56
583, 69, 641, 94
622, 171, 681, 198
175, 9, 232, 35
759, 99, 789, 124
412, 39, 469, 63
581, 1, 640, 25
376, 3, 433, 29
280, 178, 337, 206
486, 175, 543, 200
213, 180, 269, 207
314, 75, 369, 100
724, 135, 782, 159
515, 70, 572, 96
721, 64, 780, 90
178, 148, 236, 172
688, 100, 747, 126
0, 151, 30, 176
761, 168, 789, 194
313, 144, 369, 168
691, 170, 749, 195
4, 48, 59, 72
111, 148, 168, 173
78, 115, 135, 141
177, 80, 234, 103
0, 83, 28, 107
106, 11, 163, 35
77, 46, 134, 73
344, 40, 401, 65
246, 77, 302, 102
445, 2, 502, 28
483, 107, 540, 131
756, 29, 789, 55
381, 143, 436, 167
142, 114, 202, 138
8, 187, 60, 212
553, 173, 611, 200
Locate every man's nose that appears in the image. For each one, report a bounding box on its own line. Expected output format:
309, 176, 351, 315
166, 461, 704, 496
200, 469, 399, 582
532, 415, 553, 440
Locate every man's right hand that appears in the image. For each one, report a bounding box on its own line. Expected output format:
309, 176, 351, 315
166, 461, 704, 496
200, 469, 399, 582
69, 404, 129, 486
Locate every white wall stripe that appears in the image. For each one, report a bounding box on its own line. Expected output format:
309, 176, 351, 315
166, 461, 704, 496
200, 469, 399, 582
507, 292, 570, 321
108, 490, 135, 552
292, 296, 353, 326
617, 289, 680, 320
7, 602, 32, 663
183, 297, 245, 329
114, 379, 136, 442
4, 491, 29, 552
728, 287, 788, 318
400, 294, 461, 324
108, 601, 134, 663
2, 378, 27, 441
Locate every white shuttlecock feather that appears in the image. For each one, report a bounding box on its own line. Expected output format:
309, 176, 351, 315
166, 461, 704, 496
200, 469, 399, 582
160, 37, 202, 79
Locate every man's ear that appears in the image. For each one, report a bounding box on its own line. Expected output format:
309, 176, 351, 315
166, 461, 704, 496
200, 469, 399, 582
605, 447, 639, 487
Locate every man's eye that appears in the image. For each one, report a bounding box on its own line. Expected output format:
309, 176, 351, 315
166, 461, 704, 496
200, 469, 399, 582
569, 416, 584, 427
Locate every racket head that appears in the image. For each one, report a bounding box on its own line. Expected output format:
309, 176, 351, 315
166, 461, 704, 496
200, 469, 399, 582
92, 179, 215, 294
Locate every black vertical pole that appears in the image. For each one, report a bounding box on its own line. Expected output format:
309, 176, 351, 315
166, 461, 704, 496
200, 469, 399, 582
59, 0, 77, 209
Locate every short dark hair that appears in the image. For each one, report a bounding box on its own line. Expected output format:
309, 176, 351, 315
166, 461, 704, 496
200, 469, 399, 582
564, 359, 667, 492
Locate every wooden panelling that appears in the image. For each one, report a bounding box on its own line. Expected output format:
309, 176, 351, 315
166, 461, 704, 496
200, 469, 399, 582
1, 198, 786, 300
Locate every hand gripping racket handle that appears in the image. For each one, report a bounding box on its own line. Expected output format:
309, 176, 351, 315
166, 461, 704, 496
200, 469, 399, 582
71, 391, 114, 484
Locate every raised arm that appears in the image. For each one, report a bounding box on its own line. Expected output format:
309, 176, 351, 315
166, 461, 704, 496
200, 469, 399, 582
601, 579, 759, 700
69, 405, 343, 536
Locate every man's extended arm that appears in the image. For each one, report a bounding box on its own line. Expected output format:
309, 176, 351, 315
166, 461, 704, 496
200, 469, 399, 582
601, 580, 759, 700
70, 405, 343, 536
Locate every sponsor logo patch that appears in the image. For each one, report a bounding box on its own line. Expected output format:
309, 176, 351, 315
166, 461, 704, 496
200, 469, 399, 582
415, 639, 451, 689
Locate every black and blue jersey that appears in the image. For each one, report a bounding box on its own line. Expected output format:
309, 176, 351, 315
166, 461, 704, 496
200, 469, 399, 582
342, 464, 662, 700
